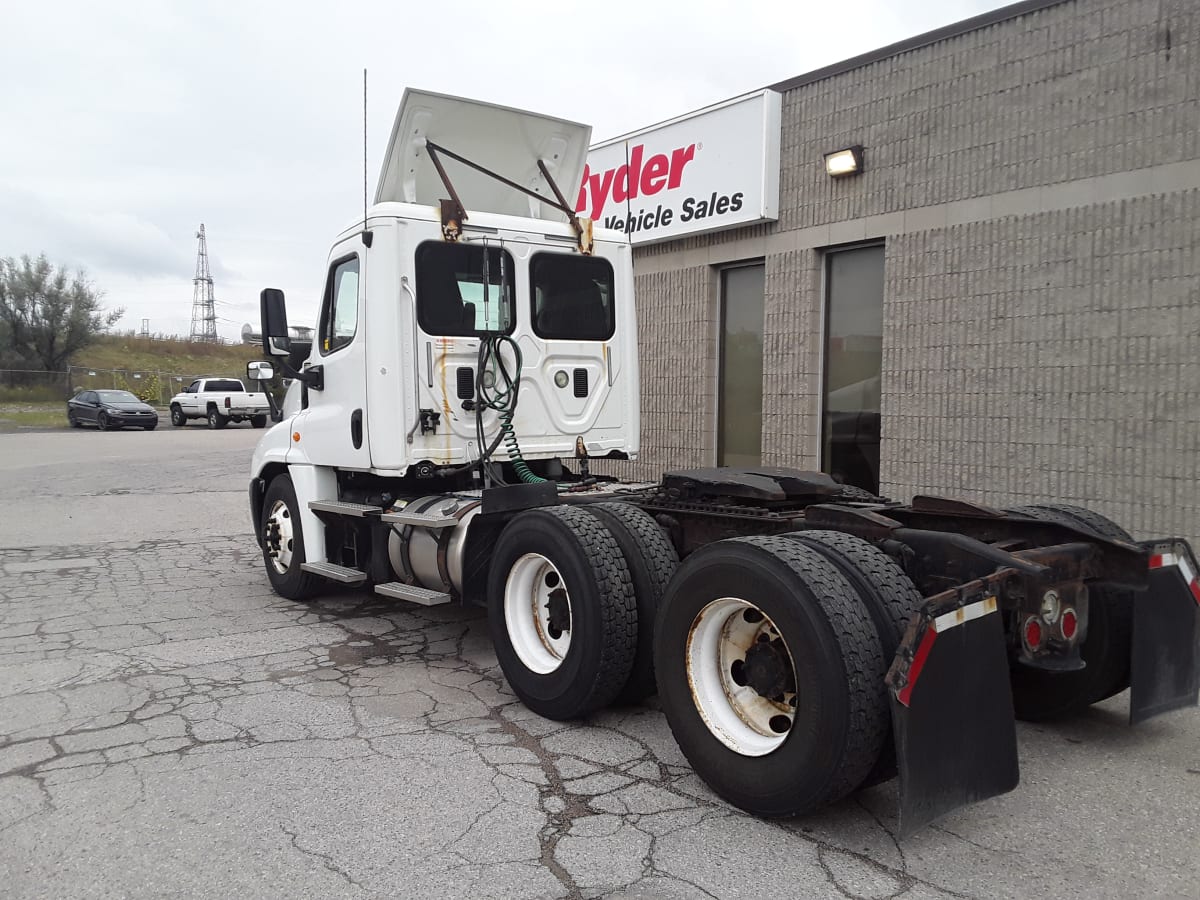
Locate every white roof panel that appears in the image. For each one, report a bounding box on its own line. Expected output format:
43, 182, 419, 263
375, 89, 591, 222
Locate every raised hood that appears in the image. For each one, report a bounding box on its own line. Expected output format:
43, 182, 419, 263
375, 89, 592, 222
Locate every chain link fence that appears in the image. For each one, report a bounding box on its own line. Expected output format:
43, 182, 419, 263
0, 368, 215, 407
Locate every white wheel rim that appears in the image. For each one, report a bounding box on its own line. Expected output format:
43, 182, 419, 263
686, 598, 797, 756
504, 553, 572, 674
264, 499, 295, 574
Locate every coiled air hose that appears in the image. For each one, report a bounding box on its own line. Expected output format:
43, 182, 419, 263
476, 332, 546, 484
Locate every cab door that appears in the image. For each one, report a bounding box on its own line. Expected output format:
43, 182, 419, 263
293, 241, 371, 468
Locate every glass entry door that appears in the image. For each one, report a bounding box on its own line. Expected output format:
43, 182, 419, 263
822, 244, 884, 494
718, 263, 765, 468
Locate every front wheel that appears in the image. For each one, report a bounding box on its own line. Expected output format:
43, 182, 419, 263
261, 474, 322, 601
487, 506, 637, 720
97, 411, 114, 431
170, 405, 186, 427
654, 535, 888, 817
208, 408, 228, 430
251, 414, 267, 429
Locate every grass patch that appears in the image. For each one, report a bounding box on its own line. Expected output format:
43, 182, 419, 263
0, 403, 69, 429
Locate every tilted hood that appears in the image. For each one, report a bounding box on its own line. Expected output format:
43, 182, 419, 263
375, 89, 591, 222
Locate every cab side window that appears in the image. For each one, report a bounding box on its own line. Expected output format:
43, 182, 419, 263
185, 382, 200, 394
320, 255, 360, 354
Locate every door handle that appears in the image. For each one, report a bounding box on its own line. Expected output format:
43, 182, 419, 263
350, 409, 363, 449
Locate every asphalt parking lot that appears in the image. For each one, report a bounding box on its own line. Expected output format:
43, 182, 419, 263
0, 426, 1197, 899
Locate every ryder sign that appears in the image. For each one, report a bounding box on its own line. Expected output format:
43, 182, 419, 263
576, 90, 781, 244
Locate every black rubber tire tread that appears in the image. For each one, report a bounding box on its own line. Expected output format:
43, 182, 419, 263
585, 501, 680, 704
261, 473, 323, 602
487, 505, 637, 720
653, 535, 889, 817
784, 529, 923, 786
170, 405, 186, 427
251, 414, 268, 428
97, 411, 113, 431
1006, 503, 1134, 719
208, 408, 228, 430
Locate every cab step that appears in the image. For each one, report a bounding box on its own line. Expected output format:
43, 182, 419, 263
375, 581, 452, 606
308, 500, 383, 517
300, 561, 368, 583
380, 509, 458, 528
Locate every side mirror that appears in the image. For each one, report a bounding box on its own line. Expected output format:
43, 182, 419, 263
246, 361, 275, 382
260, 288, 291, 357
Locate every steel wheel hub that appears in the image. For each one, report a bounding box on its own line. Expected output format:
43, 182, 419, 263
264, 499, 295, 574
504, 553, 572, 674
686, 597, 798, 756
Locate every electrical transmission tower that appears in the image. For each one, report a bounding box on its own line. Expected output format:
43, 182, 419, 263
189, 223, 219, 343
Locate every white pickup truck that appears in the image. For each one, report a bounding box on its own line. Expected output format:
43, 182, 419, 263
169, 377, 271, 429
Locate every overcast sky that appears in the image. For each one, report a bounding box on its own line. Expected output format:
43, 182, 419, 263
1, 0, 1008, 341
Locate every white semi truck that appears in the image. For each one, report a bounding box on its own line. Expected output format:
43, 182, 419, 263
247, 89, 1200, 833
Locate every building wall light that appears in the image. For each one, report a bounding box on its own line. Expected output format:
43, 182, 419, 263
824, 146, 864, 177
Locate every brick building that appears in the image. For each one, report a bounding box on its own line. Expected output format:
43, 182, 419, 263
593, 0, 1198, 545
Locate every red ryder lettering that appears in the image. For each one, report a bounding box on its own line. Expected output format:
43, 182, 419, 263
575, 143, 696, 219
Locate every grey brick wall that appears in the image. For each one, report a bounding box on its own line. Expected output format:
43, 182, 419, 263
619, 0, 1199, 545
882, 190, 1200, 544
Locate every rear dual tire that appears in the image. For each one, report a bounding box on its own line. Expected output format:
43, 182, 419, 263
653, 536, 889, 817
488, 506, 637, 720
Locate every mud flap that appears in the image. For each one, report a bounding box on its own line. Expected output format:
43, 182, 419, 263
1130, 541, 1200, 724
887, 585, 1019, 836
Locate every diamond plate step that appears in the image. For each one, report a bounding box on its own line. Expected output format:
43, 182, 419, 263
308, 500, 383, 517
380, 510, 458, 528
300, 561, 368, 583
375, 582, 452, 606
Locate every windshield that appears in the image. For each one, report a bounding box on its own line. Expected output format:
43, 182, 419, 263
531, 253, 615, 340
97, 391, 139, 403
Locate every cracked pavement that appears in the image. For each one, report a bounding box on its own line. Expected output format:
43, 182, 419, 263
1, 428, 1198, 899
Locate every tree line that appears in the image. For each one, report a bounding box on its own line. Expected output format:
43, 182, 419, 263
0, 255, 124, 372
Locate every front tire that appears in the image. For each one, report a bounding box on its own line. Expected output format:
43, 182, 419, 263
487, 506, 637, 720
97, 411, 114, 431
654, 536, 888, 817
251, 414, 267, 429
208, 408, 228, 430
1007, 504, 1135, 721
170, 405, 186, 427
261, 474, 322, 601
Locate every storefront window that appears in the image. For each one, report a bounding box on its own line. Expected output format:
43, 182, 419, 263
718, 263, 765, 467
822, 245, 884, 494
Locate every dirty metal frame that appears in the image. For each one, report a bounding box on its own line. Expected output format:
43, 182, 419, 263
422, 140, 593, 254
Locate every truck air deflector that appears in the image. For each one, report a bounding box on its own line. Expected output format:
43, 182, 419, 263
887, 577, 1019, 836
375, 89, 591, 221
1130, 540, 1200, 724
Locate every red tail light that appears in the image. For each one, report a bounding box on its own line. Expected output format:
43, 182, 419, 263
1022, 617, 1044, 652
1060, 608, 1078, 640
224, 397, 231, 408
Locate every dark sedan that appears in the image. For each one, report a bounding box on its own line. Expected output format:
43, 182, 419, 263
67, 390, 159, 431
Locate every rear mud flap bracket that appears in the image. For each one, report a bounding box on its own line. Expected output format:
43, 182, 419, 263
887, 579, 1019, 836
